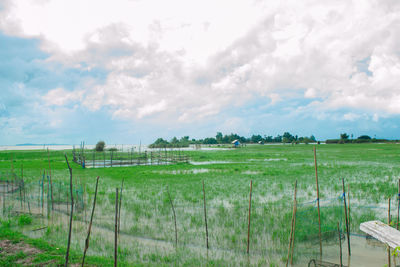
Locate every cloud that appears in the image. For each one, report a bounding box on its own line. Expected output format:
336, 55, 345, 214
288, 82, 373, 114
43, 87, 83, 106
1, 0, 400, 143
2, 0, 400, 123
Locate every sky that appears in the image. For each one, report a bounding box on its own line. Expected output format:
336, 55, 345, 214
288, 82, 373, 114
0, 0, 399, 145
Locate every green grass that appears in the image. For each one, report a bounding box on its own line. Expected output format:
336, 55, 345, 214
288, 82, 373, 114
0, 143, 399, 266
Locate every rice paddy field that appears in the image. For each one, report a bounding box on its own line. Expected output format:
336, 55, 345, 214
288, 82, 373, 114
0, 143, 399, 266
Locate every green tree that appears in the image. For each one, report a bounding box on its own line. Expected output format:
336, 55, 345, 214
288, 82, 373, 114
358, 135, 371, 140
251, 134, 263, 143
170, 137, 179, 144
203, 137, 217, 144
95, 141, 105, 152
340, 133, 349, 140
283, 132, 294, 143
216, 132, 223, 143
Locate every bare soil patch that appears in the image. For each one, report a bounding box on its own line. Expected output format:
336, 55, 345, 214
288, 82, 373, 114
0, 239, 42, 266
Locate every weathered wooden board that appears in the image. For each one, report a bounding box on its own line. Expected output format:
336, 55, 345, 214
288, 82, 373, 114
360, 220, 400, 249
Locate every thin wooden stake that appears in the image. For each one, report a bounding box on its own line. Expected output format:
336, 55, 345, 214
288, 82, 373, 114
338, 222, 343, 267
290, 183, 298, 265
118, 179, 124, 236
342, 178, 351, 256
2, 180, 5, 214
388, 197, 391, 267
47, 149, 54, 211
19, 168, 23, 209
286, 180, 297, 267
314, 146, 322, 256
64, 154, 74, 267
348, 184, 350, 233
20, 164, 24, 210
247, 180, 253, 254
82, 176, 99, 267
114, 188, 119, 267
397, 179, 400, 230
202, 180, 209, 249
167, 186, 177, 248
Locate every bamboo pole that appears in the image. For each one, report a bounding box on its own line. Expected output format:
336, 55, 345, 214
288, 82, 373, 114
19, 167, 23, 209
84, 184, 87, 223
114, 188, 119, 267
202, 180, 209, 250
348, 184, 350, 233
118, 179, 124, 236
47, 148, 54, 210
388, 197, 391, 267
11, 153, 14, 173
37, 178, 40, 210
290, 182, 298, 265
2, 180, 5, 215
314, 146, 322, 256
342, 178, 351, 256
64, 154, 74, 267
167, 186, 177, 248
247, 180, 253, 254
21, 164, 24, 210
41, 172, 44, 215
286, 180, 297, 266
47, 172, 50, 218
397, 179, 400, 230
82, 176, 100, 267
338, 222, 343, 267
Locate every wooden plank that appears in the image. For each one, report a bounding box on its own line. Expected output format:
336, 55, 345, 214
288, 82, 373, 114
360, 220, 400, 249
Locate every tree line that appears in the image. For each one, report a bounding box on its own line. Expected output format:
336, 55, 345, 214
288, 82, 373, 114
149, 132, 317, 148
325, 133, 391, 144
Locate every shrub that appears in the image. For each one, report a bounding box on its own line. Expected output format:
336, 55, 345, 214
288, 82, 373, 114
18, 214, 32, 226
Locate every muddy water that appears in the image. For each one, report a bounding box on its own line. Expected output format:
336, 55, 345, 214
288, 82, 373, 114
293, 235, 393, 267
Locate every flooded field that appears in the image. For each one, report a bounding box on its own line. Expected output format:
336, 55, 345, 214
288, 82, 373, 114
0, 143, 399, 266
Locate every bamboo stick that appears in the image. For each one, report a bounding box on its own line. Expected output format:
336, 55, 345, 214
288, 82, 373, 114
47, 149, 54, 210
118, 179, 124, 236
114, 188, 119, 267
82, 176, 100, 267
388, 197, 391, 267
41, 172, 44, 215
202, 180, 209, 250
397, 179, 400, 230
342, 178, 351, 256
247, 180, 253, 254
348, 184, 350, 233
338, 222, 343, 267
21, 164, 24, 210
167, 186, 177, 248
286, 180, 297, 266
314, 146, 322, 256
290, 182, 298, 265
19, 167, 23, 209
64, 154, 74, 267
2, 180, 5, 214
47, 172, 50, 218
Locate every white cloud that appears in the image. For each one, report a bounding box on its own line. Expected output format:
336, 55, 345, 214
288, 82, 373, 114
43, 87, 83, 106
343, 112, 360, 121
2, 0, 400, 124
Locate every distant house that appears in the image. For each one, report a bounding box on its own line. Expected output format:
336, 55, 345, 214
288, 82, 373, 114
231, 139, 240, 148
